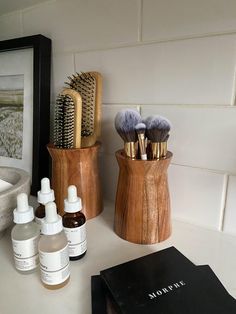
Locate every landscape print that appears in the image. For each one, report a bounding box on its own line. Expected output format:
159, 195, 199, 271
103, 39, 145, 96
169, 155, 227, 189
0, 75, 24, 159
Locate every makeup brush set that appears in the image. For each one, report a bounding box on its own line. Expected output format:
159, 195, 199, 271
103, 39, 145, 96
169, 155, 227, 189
114, 109, 172, 244
47, 71, 103, 219
114, 109, 171, 161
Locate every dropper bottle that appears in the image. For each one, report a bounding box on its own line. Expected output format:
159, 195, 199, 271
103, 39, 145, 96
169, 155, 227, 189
38, 201, 70, 289
11, 193, 40, 274
35, 177, 55, 227
63, 185, 87, 260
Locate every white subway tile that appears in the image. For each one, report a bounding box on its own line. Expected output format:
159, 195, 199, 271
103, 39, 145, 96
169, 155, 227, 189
0, 12, 22, 40
142, 0, 236, 42
223, 176, 236, 235
22, 1, 54, 41
101, 104, 140, 155
168, 164, 224, 230
75, 35, 236, 105
141, 105, 236, 173
22, 0, 139, 52
51, 52, 75, 100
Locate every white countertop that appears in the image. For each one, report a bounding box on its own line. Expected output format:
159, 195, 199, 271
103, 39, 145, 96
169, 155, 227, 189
0, 200, 236, 314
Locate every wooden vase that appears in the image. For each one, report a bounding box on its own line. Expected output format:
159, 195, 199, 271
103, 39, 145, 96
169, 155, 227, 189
114, 150, 172, 244
47, 142, 103, 219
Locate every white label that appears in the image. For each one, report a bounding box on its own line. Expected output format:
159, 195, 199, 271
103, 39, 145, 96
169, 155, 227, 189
12, 235, 39, 271
39, 245, 70, 285
64, 224, 87, 257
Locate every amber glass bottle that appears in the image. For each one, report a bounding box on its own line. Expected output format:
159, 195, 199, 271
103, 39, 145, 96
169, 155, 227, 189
62, 185, 87, 261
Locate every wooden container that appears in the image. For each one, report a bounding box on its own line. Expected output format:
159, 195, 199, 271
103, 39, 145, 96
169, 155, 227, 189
114, 150, 172, 244
47, 142, 103, 219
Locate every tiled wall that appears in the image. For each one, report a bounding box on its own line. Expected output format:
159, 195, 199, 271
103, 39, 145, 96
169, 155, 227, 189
1, 0, 236, 234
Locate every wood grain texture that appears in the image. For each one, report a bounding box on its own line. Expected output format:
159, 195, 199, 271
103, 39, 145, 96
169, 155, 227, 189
81, 72, 102, 148
47, 142, 103, 219
114, 150, 172, 244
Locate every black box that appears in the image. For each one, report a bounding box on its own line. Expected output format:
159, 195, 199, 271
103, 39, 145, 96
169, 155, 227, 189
97, 247, 236, 314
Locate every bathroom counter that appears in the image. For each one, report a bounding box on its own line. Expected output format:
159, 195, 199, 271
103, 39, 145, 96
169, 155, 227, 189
0, 200, 236, 314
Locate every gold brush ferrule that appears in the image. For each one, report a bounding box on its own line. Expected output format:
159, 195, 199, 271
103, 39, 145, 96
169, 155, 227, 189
137, 133, 147, 160
160, 141, 168, 159
124, 142, 136, 159
150, 142, 162, 160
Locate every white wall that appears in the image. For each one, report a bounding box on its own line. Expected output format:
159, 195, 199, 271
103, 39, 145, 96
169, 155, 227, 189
1, 0, 236, 234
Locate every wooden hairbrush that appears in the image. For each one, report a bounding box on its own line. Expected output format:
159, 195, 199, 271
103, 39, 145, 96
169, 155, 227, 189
53, 88, 82, 148
65, 71, 102, 148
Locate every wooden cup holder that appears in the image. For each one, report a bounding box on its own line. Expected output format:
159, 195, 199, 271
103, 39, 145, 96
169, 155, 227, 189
114, 150, 172, 244
47, 142, 103, 219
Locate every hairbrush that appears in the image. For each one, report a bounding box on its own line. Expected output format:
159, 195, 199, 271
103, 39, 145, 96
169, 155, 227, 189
135, 122, 147, 160
114, 109, 142, 159
144, 115, 171, 159
65, 71, 102, 148
53, 88, 82, 149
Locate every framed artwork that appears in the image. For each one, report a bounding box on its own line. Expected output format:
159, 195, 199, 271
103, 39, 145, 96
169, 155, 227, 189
0, 35, 51, 195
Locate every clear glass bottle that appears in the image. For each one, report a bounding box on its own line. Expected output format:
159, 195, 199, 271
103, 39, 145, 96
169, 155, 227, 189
11, 193, 40, 274
62, 185, 87, 261
38, 201, 70, 290
35, 177, 55, 228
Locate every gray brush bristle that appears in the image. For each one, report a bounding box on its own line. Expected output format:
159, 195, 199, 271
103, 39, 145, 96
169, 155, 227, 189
115, 109, 141, 142
145, 115, 171, 142
135, 122, 146, 135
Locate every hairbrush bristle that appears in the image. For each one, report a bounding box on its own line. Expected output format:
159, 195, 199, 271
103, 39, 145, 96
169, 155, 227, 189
54, 94, 75, 148
66, 72, 96, 138
145, 115, 171, 142
115, 109, 141, 142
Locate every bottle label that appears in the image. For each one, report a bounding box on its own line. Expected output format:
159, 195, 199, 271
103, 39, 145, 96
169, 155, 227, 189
64, 224, 87, 257
12, 235, 40, 271
39, 245, 70, 285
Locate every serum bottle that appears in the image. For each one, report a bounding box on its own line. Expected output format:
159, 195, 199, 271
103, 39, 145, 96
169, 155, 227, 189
38, 201, 70, 289
11, 193, 40, 274
63, 185, 87, 260
35, 177, 55, 227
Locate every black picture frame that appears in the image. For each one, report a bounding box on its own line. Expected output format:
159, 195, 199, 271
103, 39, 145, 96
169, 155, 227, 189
0, 35, 51, 195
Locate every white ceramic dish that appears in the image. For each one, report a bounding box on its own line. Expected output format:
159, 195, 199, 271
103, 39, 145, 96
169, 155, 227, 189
0, 167, 31, 238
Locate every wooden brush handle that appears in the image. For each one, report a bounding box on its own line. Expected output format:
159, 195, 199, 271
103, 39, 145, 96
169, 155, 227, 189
61, 88, 82, 148
47, 142, 103, 218
114, 150, 172, 244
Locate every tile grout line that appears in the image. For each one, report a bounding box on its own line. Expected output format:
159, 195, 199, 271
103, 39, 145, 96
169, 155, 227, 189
230, 66, 236, 106
219, 173, 229, 232
19, 10, 24, 37
138, 0, 143, 42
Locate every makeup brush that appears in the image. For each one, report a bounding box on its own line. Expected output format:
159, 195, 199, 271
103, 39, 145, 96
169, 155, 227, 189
145, 115, 171, 159
135, 123, 147, 160
114, 109, 142, 159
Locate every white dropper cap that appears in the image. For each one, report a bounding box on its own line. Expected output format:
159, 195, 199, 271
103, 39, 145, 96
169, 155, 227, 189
41, 201, 63, 235
13, 193, 34, 224
37, 177, 55, 205
64, 185, 82, 213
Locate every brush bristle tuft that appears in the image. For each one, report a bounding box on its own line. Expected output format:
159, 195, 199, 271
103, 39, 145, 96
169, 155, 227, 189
54, 94, 75, 148
65, 72, 96, 137
145, 115, 171, 142
135, 122, 146, 134
115, 109, 141, 142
